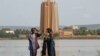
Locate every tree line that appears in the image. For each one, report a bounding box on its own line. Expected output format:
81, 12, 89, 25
0, 28, 29, 39
0, 27, 100, 39
73, 27, 100, 35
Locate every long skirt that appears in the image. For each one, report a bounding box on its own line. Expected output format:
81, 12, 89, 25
41, 38, 56, 56
29, 39, 34, 56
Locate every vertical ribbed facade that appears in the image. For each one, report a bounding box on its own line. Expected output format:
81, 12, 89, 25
40, 0, 59, 34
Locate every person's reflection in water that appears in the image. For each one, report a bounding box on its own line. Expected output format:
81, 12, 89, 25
42, 28, 56, 56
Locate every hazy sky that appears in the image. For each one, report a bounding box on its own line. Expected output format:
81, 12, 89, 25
0, 0, 100, 26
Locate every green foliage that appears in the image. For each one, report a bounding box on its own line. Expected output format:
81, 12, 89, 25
97, 29, 100, 35
0, 30, 15, 38
0, 28, 30, 39
87, 30, 97, 35
14, 29, 29, 38
73, 27, 100, 35
73, 27, 88, 35
63, 27, 72, 30
73, 29, 80, 35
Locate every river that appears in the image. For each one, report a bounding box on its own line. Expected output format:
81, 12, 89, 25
0, 40, 100, 56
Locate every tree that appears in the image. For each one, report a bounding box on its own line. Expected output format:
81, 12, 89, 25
63, 27, 72, 30
73, 27, 88, 35
73, 29, 80, 35
14, 29, 30, 38
0, 30, 15, 38
79, 27, 88, 35
87, 30, 97, 35
97, 29, 100, 35
14, 29, 21, 37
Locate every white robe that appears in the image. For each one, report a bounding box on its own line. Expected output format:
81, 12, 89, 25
30, 34, 36, 49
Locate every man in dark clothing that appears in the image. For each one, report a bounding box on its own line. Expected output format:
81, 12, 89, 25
41, 28, 56, 56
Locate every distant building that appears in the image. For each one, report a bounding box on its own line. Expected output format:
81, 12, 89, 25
59, 29, 73, 37
0, 28, 15, 34
40, 0, 59, 34
18, 34, 27, 38
40, 0, 78, 37
70, 25, 79, 30
5, 30, 15, 34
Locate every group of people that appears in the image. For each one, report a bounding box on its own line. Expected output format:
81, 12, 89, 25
28, 28, 56, 56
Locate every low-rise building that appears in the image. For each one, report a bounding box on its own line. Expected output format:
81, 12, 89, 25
18, 34, 27, 38
5, 30, 15, 34
59, 29, 73, 37
70, 25, 79, 30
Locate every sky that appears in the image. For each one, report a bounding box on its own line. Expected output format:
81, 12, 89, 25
0, 0, 100, 26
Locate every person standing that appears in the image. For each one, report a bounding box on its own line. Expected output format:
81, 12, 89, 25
41, 28, 56, 56
28, 28, 40, 56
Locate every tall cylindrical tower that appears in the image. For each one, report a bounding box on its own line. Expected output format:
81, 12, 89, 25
40, 0, 59, 34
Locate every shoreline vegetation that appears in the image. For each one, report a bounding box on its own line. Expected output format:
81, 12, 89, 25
0, 27, 100, 40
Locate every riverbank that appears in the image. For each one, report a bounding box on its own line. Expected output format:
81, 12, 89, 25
1, 36, 100, 40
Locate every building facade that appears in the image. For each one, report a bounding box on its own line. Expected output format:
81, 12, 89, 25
40, 0, 59, 34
